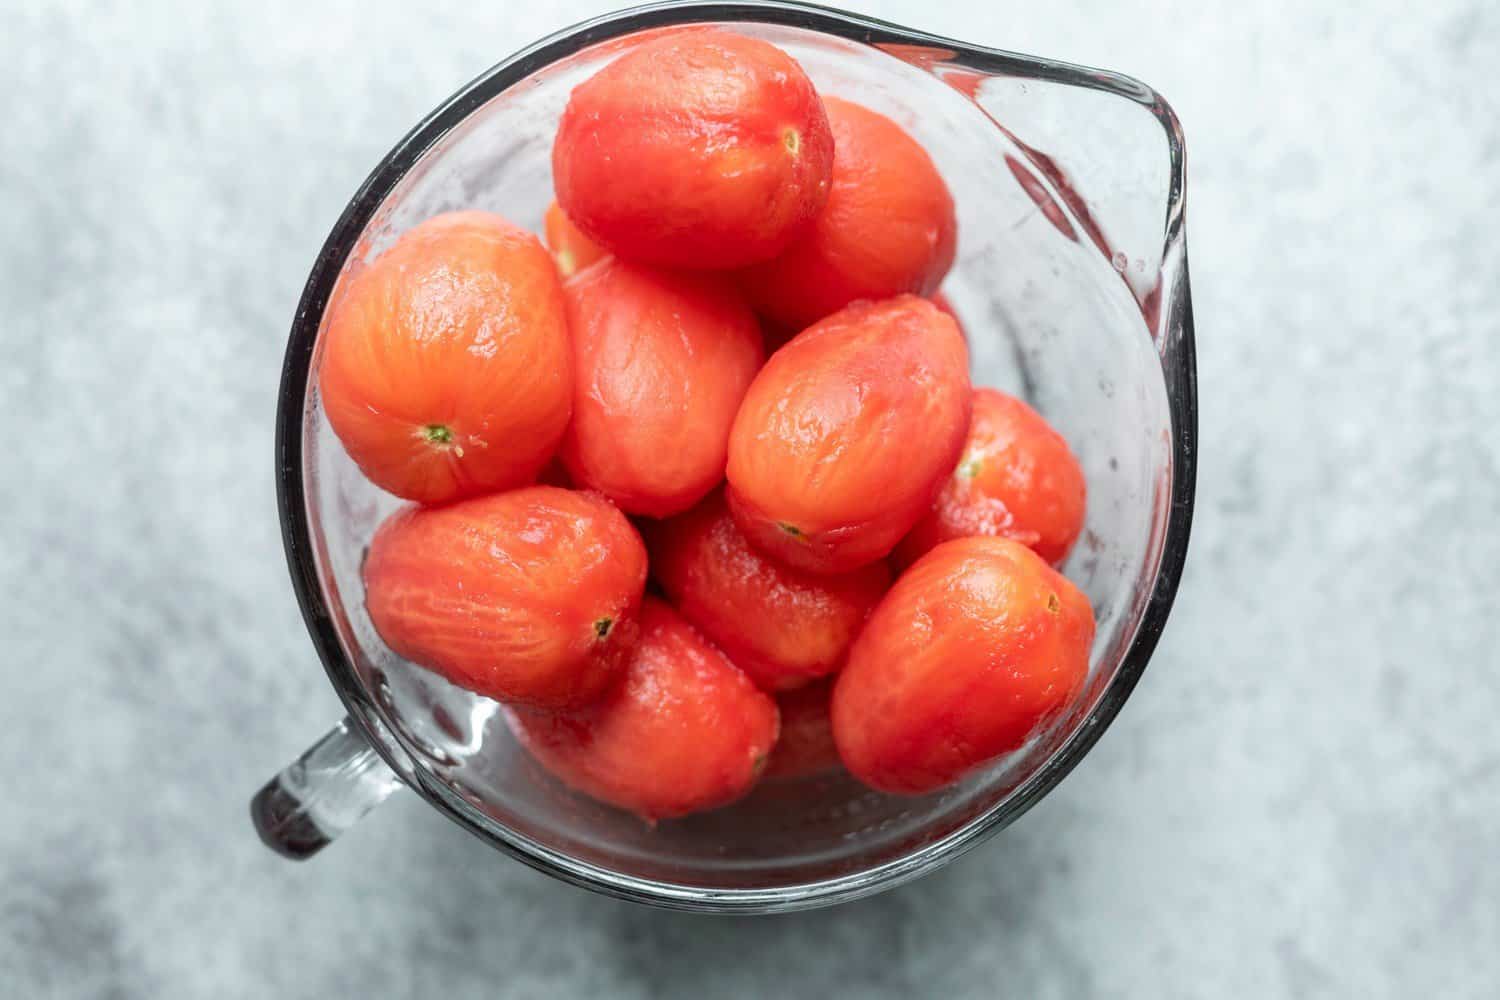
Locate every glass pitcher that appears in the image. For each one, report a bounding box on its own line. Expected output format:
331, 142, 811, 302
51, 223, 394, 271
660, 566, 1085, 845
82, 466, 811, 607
251, 0, 1197, 913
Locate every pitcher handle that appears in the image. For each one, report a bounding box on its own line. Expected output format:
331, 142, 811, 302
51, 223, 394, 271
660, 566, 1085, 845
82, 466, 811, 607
250, 717, 402, 859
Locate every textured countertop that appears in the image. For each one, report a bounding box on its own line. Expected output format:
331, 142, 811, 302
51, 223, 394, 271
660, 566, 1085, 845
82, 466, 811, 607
4, 1, 1498, 996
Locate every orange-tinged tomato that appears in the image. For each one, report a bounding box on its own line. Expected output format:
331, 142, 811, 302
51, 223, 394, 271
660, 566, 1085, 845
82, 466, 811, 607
833, 537, 1094, 795
726, 295, 971, 574
559, 259, 763, 517
895, 388, 1086, 567
646, 490, 889, 691
506, 597, 780, 821
542, 200, 607, 278
738, 97, 956, 330
362, 486, 647, 710
318, 212, 572, 503
763, 679, 842, 780
552, 30, 833, 270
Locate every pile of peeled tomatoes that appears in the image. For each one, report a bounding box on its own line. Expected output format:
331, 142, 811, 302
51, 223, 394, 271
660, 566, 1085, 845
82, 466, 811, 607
320, 29, 1093, 822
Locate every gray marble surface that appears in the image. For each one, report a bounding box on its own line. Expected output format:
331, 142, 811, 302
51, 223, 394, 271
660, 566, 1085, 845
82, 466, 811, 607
3, 0, 1498, 996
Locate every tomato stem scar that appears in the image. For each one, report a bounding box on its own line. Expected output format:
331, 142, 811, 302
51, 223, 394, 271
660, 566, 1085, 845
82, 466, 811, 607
421, 424, 454, 445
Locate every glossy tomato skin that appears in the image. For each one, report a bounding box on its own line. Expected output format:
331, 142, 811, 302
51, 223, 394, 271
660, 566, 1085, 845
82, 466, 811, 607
318, 212, 571, 504
763, 679, 842, 780
894, 388, 1087, 568
832, 537, 1094, 795
505, 598, 780, 821
363, 486, 647, 710
560, 259, 764, 518
726, 295, 971, 574
646, 490, 889, 691
542, 200, 607, 278
739, 97, 956, 331
552, 31, 833, 270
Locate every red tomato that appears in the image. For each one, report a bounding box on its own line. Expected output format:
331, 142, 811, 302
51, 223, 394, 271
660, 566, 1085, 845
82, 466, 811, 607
763, 680, 842, 780
542, 200, 607, 278
929, 290, 966, 342
833, 537, 1094, 794
506, 598, 780, 821
738, 97, 956, 330
559, 259, 763, 517
646, 490, 889, 691
727, 295, 971, 573
895, 388, 1087, 567
552, 30, 833, 270
318, 212, 572, 503
363, 487, 646, 710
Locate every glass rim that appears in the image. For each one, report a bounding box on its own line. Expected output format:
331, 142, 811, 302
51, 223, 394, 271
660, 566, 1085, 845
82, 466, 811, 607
274, 0, 1198, 913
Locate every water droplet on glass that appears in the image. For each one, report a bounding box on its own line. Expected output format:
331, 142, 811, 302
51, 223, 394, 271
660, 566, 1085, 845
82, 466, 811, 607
1111, 251, 1129, 272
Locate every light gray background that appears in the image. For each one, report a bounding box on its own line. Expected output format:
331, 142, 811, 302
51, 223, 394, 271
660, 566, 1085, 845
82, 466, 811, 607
3, 1, 1497, 997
